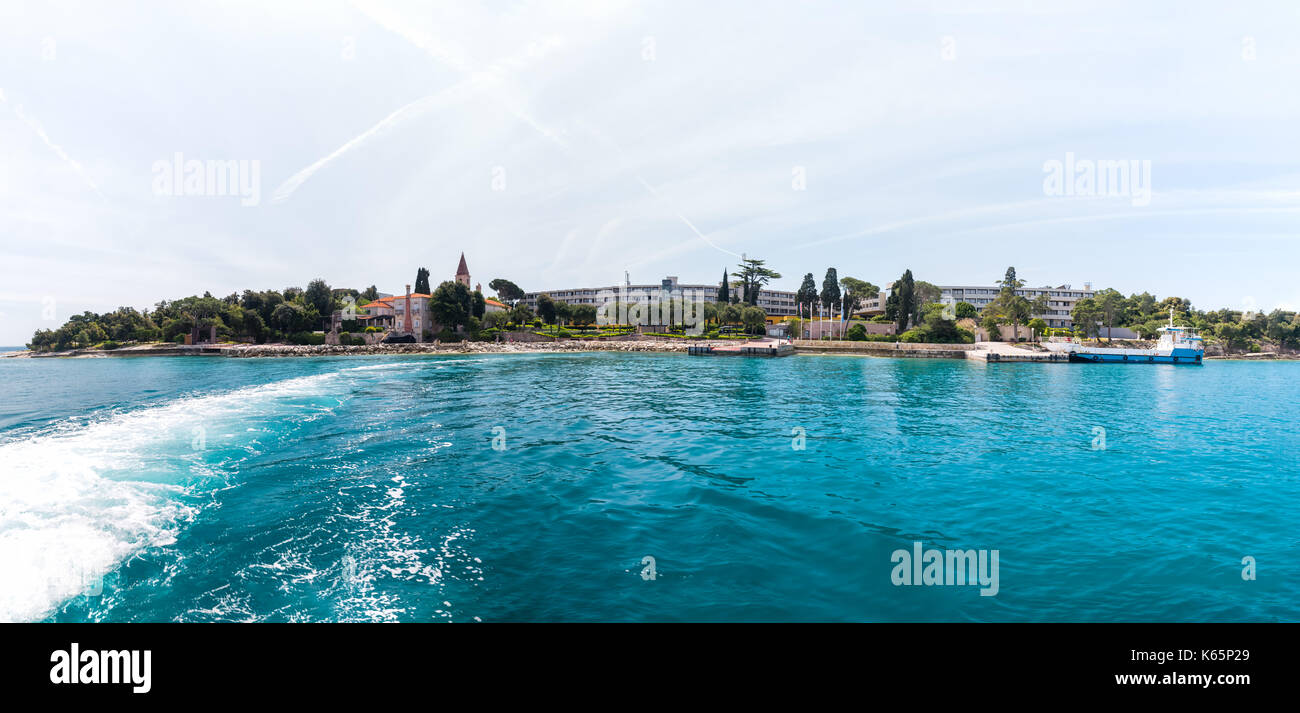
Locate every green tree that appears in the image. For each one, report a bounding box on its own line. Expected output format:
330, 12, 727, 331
839, 277, 879, 317
999, 266, 1022, 291
555, 301, 573, 328
304, 279, 334, 318
795, 273, 817, 312
915, 303, 973, 343
741, 305, 767, 334
981, 314, 1002, 341
1030, 293, 1050, 324
718, 268, 731, 304
703, 301, 719, 327
271, 302, 307, 334
571, 304, 597, 327
1093, 288, 1128, 340
955, 301, 978, 320
1005, 295, 1032, 341
508, 304, 534, 325
430, 281, 473, 331
914, 281, 941, 307
731, 257, 781, 306
414, 268, 431, 295
897, 270, 916, 330
1071, 297, 1103, 339
820, 268, 841, 311
985, 269, 1032, 341
536, 294, 557, 325
242, 309, 267, 342
489, 278, 525, 305
472, 290, 486, 319
1027, 318, 1048, 340
884, 287, 900, 322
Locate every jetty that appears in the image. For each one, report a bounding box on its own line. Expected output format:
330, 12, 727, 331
688, 338, 794, 357
965, 343, 1069, 363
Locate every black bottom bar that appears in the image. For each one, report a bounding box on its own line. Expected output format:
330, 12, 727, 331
1, 623, 1287, 701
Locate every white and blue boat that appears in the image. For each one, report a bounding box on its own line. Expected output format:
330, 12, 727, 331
1056, 309, 1204, 365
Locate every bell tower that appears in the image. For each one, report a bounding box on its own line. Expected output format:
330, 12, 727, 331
456, 253, 471, 288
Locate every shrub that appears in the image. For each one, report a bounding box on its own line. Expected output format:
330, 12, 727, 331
99, 340, 122, 350
846, 324, 867, 341
436, 328, 462, 343
288, 332, 326, 345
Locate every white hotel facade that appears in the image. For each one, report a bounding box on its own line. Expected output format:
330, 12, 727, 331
859, 283, 1095, 330
938, 284, 1094, 329
522, 276, 798, 317
522, 274, 1092, 329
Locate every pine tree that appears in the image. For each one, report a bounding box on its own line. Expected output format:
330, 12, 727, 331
415, 267, 431, 294
1000, 266, 1019, 292
718, 268, 730, 304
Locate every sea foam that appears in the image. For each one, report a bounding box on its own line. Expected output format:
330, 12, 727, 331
0, 368, 360, 621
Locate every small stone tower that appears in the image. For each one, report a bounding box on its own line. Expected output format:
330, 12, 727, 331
455, 253, 471, 288
403, 285, 413, 334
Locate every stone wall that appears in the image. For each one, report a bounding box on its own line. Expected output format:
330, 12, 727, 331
792, 340, 971, 358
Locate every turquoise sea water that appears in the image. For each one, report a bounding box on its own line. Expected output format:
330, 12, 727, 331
0, 353, 1295, 622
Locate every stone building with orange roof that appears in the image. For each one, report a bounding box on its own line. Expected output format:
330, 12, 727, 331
360, 254, 483, 340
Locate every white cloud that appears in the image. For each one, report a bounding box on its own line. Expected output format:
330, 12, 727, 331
1, 0, 1299, 344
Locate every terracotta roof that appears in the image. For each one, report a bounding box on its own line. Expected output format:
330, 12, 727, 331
485, 298, 507, 308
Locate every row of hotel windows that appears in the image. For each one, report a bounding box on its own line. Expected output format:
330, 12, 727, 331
948, 290, 1090, 298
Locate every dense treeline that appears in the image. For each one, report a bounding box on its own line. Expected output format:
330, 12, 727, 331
28, 262, 1299, 353
26, 279, 377, 351
1071, 289, 1300, 350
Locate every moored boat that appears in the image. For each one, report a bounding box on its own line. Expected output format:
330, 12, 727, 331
1055, 309, 1204, 365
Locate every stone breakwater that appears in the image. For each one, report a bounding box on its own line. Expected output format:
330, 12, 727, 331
220, 340, 709, 357
2, 340, 723, 359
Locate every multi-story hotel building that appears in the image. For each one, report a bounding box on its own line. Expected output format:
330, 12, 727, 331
937, 284, 1094, 329
856, 282, 1094, 329
522, 276, 798, 317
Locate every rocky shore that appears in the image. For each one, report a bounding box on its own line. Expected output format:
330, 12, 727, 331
6, 339, 1298, 360
1, 340, 725, 359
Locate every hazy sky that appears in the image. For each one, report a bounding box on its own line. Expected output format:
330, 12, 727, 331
2, 0, 1298, 344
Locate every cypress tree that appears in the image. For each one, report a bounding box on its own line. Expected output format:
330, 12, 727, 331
898, 270, 916, 330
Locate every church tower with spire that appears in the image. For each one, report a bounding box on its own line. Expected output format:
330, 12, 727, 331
455, 253, 471, 288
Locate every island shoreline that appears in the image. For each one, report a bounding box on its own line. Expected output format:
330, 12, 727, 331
5, 340, 1297, 361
